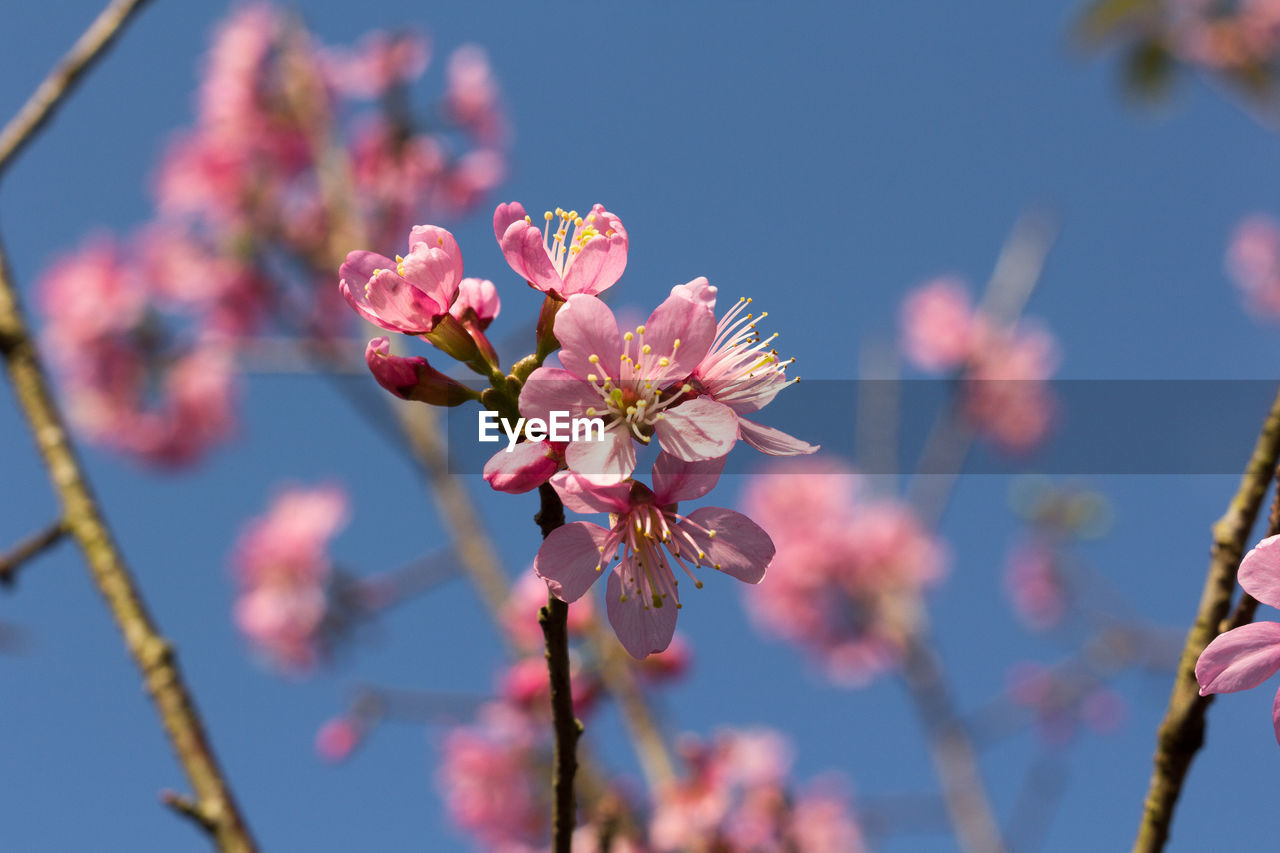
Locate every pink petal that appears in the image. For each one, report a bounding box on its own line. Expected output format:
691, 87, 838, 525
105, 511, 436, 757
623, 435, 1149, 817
483, 441, 560, 494
606, 566, 679, 659
655, 398, 739, 461
1273, 685, 1280, 747
518, 367, 601, 422
535, 522, 611, 602
669, 276, 718, 312
1196, 621, 1280, 695
682, 507, 773, 583
565, 426, 637, 484
493, 202, 562, 293
339, 250, 444, 334
642, 287, 718, 385
555, 295, 624, 381
560, 209, 627, 296
550, 470, 633, 515
1239, 534, 1280, 610
652, 452, 726, 505
738, 418, 820, 456
493, 201, 528, 242
399, 240, 461, 307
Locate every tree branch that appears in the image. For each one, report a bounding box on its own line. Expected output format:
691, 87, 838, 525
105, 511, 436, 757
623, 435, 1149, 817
535, 483, 580, 853
0, 0, 154, 179
0, 241, 257, 849
0, 518, 67, 587
1133, 382, 1280, 852
901, 634, 1008, 853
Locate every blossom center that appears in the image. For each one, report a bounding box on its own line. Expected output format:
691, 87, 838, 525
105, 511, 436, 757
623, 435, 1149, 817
581, 324, 688, 442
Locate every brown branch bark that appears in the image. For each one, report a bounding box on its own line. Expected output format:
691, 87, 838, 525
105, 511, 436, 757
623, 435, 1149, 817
0, 0, 154, 179
1133, 382, 1280, 852
0, 518, 67, 587
535, 483, 580, 853
0, 245, 257, 850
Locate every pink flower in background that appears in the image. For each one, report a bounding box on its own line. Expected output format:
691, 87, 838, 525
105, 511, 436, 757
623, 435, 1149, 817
899, 276, 1059, 452
1228, 214, 1280, 319
964, 320, 1059, 452
536, 454, 773, 659
499, 655, 601, 717
231, 485, 349, 673
520, 286, 731, 483
315, 716, 364, 762
493, 202, 628, 297
1005, 539, 1067, 630
742, 458, 945, 686
1196, 534, 1280, 743
682, 278, 818, 457
501, 568, 596, 653
324, 29, 430, 98
444, 45, 507, 145
900, 275, 978, 371
1007, 662, 1126, 746
651, 728, 865, 852
339, 224, 464, 334
437, 703, 546, 849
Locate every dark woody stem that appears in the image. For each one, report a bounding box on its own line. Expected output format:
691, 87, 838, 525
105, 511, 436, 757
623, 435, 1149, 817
535, 483, 581, 853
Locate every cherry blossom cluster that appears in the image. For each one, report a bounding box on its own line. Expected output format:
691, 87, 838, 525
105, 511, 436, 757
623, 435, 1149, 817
740, 459, 946, 686
341, 200, 817, 657
899, 276, 1059, 452
1082, 0, 1280, 92
37, 3, 506, 466
434, 706, 864, 852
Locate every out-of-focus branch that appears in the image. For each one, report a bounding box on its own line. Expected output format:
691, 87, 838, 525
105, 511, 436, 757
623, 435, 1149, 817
901, 634, 1007, 853
0, 518, 67, 587
1134, 384, 1280, 853
0, 240, 257, 851
535, 484, 580, 853
0, 2, 256, 848
0, 0, 154, 178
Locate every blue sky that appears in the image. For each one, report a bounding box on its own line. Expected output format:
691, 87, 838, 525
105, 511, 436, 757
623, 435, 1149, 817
4, 2, 1280, 851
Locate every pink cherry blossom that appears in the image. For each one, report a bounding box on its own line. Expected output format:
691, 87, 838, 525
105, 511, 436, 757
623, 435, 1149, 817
364, 337, 472, 405
1227, 214, 1280, 319
315, 716, 363, 762
520, 287, 732, 483
1004, 538, 1067, 630
535, 454, 773, 659
682, 278, 818, 457
449, 277, 500, 331
493, 202, 628, 297
231, 485, 349, 673
1196, 533, 1280, 743
437, 702, 546, 849
339, 224, 464, 334
500, 568, 596, 653
900, 275, 978, 371
324, 29, 430, 99
444, 44, 507, 146
483, 440, 565, 494
742, 458, 946, 686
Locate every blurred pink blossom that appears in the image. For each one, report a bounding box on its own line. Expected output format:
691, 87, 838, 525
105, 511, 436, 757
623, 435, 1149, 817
742, 458, 945, 686
231, 485, 349, 673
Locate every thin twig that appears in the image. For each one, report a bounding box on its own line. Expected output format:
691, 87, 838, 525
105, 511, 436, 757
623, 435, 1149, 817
1133, 383, 1280, 853
0, 518, 67, 587
0, 0, 154, 178
0, 242, 257, 850
535, 483, 580, 853
901, 634, 1008, 853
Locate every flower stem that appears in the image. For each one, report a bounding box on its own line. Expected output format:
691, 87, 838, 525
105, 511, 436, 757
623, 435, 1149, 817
536, 483, 581, 853
0, 518, 67, 587
1133, 382, 1280, 852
